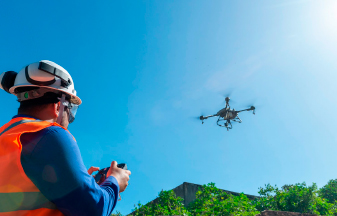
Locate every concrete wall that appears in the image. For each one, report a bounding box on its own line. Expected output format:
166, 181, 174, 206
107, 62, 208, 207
172, 182, 259, 206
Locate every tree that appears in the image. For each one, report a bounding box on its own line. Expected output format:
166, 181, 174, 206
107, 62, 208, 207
132, 190, 189, 216
254, 182, 337, 215
187, 183, 259, 216
319, 179, 337, 203
110, 211, 123, 216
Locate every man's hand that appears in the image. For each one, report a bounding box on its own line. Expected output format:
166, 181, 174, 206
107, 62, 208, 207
88, 166, 100, 175
107, 161, 131, 192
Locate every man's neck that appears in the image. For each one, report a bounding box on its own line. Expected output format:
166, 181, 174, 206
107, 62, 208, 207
17, 112, 56, 123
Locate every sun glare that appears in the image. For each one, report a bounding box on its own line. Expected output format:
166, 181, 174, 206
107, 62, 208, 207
311, 1, 337, 43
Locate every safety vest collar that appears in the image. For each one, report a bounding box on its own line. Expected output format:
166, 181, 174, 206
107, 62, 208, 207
0, 119, 41, 136
12, 114, 38, 119
0, 117, 68, 136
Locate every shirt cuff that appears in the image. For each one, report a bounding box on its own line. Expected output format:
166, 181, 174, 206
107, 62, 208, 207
101, 176, 120, 193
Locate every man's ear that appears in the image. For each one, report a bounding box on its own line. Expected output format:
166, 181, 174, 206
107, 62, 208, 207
54, 101, 61, 117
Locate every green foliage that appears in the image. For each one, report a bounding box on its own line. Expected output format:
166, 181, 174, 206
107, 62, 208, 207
130, 180, 337, 215
319, 179, 337, 203
110, 211, 123, 216
254, 182, 337, 215
132, 190, 189, 216
132, 183, 258, 216
187, 183, 259, 216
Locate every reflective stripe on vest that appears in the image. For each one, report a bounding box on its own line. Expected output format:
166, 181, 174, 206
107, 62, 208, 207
0, 117, 64, 216
0, 192, 57, 212
0, 119, 41, 136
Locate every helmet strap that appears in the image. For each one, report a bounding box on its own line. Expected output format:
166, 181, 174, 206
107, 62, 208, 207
57, 94, 67, 125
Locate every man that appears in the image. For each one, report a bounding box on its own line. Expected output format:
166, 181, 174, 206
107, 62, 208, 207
0, 60, 131, 216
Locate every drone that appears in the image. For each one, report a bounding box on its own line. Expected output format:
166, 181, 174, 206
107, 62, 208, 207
199, 97, 255, 131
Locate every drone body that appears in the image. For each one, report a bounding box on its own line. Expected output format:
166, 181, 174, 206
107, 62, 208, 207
199, 97, 255, 131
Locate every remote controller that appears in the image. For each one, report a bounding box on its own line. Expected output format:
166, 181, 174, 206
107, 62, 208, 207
93, 163, 127, 184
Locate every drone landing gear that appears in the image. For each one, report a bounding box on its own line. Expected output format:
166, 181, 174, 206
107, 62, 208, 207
232, 116, 242, 123
217, 118, 232, 131
224, 121, 232, 131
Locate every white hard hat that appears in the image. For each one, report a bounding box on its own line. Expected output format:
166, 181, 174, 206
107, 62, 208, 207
0, 60, 81, 105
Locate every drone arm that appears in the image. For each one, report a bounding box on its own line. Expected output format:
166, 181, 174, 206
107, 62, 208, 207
201, 114, 217, 120
237, 108, 252, 112
200, 114, 218, 124
237, 108, 255, 114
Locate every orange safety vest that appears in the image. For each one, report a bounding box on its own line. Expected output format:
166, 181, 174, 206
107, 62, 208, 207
0, 117, 65, 216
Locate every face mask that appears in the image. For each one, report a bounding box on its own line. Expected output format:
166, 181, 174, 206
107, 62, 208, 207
67, 103, 78, 124
58, 94, 79, 124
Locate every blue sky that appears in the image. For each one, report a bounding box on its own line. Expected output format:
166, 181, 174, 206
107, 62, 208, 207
1, 0, 337, 214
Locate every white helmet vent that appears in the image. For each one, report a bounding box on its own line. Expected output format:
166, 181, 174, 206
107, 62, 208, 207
25, 66, 56, 86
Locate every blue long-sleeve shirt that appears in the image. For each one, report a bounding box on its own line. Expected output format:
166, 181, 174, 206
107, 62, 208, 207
14, 115, 119, 216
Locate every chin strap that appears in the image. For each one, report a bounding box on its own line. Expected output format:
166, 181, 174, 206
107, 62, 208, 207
57, 94, 67, 125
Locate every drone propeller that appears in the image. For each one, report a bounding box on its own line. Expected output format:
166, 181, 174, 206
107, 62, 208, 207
199, 115, 206, 124
242, 98, 261, 110
190, 116, 203, 121
219, 89, 235, 104
250, 106, 256, 114
190, 116, 199, 121
190, 112, 206, 122
221, 88, 233, 98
